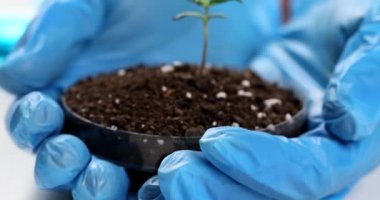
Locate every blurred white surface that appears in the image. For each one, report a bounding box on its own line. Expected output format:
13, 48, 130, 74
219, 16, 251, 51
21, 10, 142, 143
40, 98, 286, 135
0, 90, 380, 199
0, 0, 41, 17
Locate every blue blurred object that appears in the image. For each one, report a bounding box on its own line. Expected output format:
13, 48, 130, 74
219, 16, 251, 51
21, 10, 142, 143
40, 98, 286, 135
140, 0, 380, 199
0, 0, 42, 58
0, 18, 29, 56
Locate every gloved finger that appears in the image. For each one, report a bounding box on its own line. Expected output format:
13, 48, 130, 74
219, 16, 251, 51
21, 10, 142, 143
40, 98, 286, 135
323, 2, 380, 141
6, 92, 63, 150
0, 0, 108, 96
35, 134, 91, 189
73, 156, 129, 200
138, 176, 165, 200
200, 127, 380, 199
157, 150, 269, 200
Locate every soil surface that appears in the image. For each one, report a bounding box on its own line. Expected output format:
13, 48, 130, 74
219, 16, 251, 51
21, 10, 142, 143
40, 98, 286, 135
64, 64, 301, 137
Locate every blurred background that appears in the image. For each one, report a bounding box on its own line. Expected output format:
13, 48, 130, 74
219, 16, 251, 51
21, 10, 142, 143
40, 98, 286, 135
0, 0, 379, 199
0, 0, 42, 61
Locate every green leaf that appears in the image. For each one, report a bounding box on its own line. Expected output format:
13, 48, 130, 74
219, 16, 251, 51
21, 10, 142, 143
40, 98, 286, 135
189, 0, 242, 7
173, 12, 205, 20
188, 0, 211, 7
210, 0, 242, 5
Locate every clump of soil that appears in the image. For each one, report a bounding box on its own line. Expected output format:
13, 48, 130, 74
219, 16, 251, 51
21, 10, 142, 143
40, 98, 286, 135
64, 63, 301, 137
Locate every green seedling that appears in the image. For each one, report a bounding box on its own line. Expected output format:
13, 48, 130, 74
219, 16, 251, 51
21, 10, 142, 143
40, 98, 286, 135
174, 0, 242, 73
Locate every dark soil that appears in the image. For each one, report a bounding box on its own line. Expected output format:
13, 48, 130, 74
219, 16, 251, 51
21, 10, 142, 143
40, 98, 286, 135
64, 64, 301, 137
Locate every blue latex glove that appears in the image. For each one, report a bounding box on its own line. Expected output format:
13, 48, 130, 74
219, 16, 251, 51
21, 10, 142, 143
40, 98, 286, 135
7, 92, 129, 199
139, 0, 380, 199
1, 0, 325, 199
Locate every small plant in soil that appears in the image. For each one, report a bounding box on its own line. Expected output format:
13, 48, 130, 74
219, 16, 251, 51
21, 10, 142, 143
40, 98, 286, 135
62, 0, 305, 173
174, 0, 242, 72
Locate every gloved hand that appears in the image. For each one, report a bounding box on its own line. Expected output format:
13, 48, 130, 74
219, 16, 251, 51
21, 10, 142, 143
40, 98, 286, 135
6, 92, 129, 199
139, 0, 380, 199
0, 0, 321, 199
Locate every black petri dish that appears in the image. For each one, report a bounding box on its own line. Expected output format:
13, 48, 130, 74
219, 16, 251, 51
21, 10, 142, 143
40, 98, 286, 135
61, 96, 307, 173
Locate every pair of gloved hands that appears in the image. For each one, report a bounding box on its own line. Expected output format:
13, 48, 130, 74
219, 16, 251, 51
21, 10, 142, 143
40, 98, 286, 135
1, 0, 380, 199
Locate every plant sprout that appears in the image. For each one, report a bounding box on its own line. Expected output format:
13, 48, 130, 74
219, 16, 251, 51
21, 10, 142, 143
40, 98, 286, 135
174, 0, 242, 73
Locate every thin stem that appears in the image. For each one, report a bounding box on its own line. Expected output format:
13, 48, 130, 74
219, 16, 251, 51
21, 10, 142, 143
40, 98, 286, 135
200, 6, 209, 72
